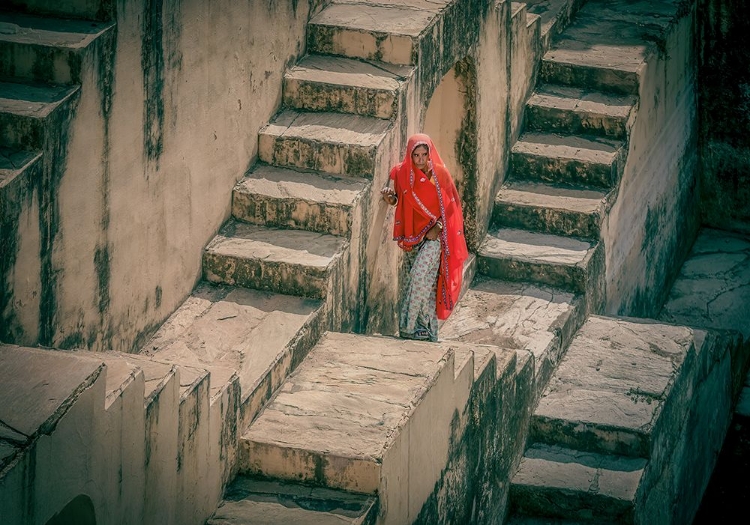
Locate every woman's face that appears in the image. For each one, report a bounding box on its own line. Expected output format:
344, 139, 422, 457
411, 145, 429, 171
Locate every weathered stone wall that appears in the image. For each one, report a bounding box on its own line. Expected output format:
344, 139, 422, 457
602, 5, 702, 317
1, 0, 326, 352
697, 0, 750, 232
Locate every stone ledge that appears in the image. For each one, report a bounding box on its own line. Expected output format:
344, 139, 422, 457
493, 180, 607, 239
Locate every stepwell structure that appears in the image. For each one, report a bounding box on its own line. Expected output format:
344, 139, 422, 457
1, 0, 748, 524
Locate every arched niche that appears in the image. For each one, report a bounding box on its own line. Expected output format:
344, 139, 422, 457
423, 57, 478, 247
45, 494, 96, 525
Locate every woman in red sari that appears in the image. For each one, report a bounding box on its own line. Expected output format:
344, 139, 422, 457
381, 134, 468, 341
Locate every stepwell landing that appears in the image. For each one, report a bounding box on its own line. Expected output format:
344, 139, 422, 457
239, 332, 459, 492
441, 276, 585, 398
143, 281, 325, 426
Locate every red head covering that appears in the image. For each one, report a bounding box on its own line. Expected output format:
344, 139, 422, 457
389, 134, 468, 320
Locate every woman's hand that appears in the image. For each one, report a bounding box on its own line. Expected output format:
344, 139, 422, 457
381, 186, 397, 206
425, 219, 442, 241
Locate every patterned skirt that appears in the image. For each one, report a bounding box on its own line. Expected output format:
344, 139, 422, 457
399, 239, 441, 342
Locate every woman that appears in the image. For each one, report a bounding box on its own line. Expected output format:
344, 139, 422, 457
381, 134, 468, 341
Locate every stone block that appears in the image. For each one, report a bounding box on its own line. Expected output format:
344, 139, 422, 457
0, 12, 114, 85
531, 316, 697, 459
208, 476, 377, 525
143, 281, 326, 431
491, 181, 608, 240
0, 345, 107, 525
113, 354, 180, 525
238, 332, 457, 525
0, 80, 79, 150
203, 221, 348, 300
477, 228, 601, 294
540, 45, 642, 96
89, 353, 147, 525
510, 443, 645, 522
307, 3, 438, 65
258, 109, 390, 178
510, 132, 624, 189
283, 54, 403, 119
231, 164, 368, 237
525, 84, 636, 139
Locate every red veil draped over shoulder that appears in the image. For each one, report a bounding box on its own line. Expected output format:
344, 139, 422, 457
389, 134, 469, 320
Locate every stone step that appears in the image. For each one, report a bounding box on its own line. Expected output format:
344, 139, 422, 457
207, 476, 377, 525
0, 147, 42, 199
232, 163, 368, 237
258, 109, 390, 178
307, 2, 441, 65
0, 11, 114, 84
142, 281, 325, 429
4, 0, 111, 21
203, 220, 348, 300
477, 228, 604, 296
525, 84, 636, 140
239, 332, 456, 497
530, 316, 699, 459
537, 3, 673, 96
510, 132, 623, 189
510, 443, 646, 523
441, 276, 586, 401
0, 80, 79, 149
526, 0, 585, 52
492, 181, 608, 240
283, 54, 406, 119
540, 51, 640, 96
0, 343, 106, 472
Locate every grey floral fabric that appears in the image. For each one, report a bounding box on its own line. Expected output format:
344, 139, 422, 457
399, 239, 441, 342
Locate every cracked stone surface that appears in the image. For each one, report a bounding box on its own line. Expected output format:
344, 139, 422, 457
0, 344, 103, 444
236, 165, 366, 207
515, 443, 645, 497
536, 315, 694, 432
244, 332, 451, 459
144, 282, 322, 399
659, 228, 750, 339
209, 477, 376, 525
263, 109, 390, 147
529, 83, 636, 118
286, 54, 402, 91
481, 227, 594, 265
207, 221, 345, 268
310, 2, 444, 36
441, 276, 579, 363
497, 180, 607, 213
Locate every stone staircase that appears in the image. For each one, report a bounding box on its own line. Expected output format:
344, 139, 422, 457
0, 7, 115, 343
205, 1, 593, 523
483, 1, 712, 522
2, 1, 723, 525
507, 316, 712, 524
142, 3, 422, 524
212, 332, 500, 525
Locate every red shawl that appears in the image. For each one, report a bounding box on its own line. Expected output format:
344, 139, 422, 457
390, 134, 468, 320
